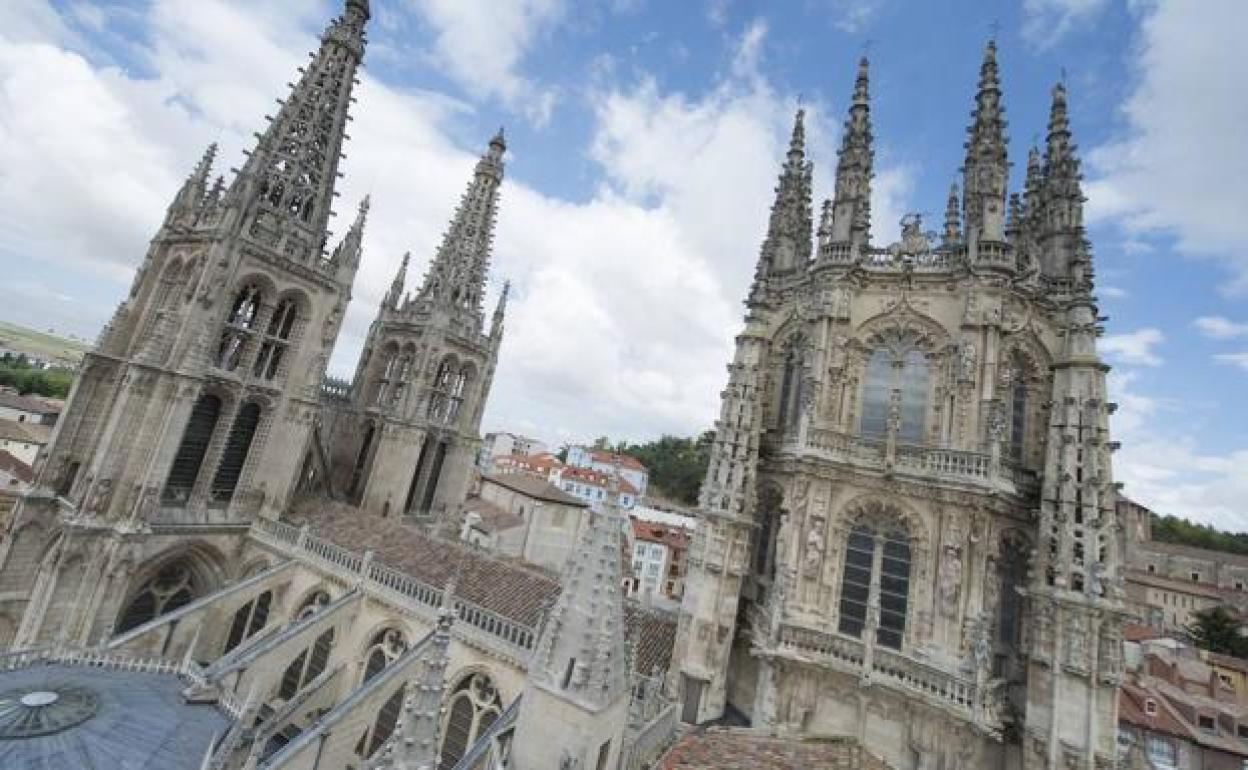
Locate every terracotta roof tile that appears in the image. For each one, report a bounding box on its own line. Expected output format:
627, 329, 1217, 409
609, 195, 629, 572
624, 603, 677, 676
0, 450, 33, 483
0, 420, 50, 444
656, 728, 891, 769
482, 473, 586, 507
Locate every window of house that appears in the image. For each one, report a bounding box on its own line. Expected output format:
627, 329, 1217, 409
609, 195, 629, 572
1193, 572, 1201, 582
1144, 698, 1157, 716
1148, 564, 1156, 573
1236, 723, 1248, 739
1146, 735, 1176, 768
1199, 715, 1216, 732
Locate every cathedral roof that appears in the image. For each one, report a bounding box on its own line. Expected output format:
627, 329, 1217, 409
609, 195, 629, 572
655, 727, 892, 769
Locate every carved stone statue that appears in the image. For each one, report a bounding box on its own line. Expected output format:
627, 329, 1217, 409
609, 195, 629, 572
958, 339, 977, 382
84, 478, 114, 518
938, 544, 963, 617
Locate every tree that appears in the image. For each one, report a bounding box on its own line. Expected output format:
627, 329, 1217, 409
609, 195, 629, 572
1187, 606, 1248, 658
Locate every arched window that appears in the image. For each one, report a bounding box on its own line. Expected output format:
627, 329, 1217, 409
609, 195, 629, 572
210, 402, 261, 503
253, 297, 299, 380
860, 336, 929, 443
362, 628, 408, 684
427, 360, 455, 423
278, 628, 334, 699
837, 521, 911, 650
224, 590, 273, 654
296, 589, 332, 621
216, 285, 264, 371
439, 673, 502, 770
164, 394, 222, 504
1007, 354, 1029, 461
117, 560, 200, 633
357, 686, 406, 759
373, 344, 399, 407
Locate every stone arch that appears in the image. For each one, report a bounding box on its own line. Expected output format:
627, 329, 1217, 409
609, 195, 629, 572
997, 331, 1051, 467
290, 585, 334, 621
114, 543, 226, 633
358, 622, 411, 684
855, 303, 951, 354
439, 668, 504, 770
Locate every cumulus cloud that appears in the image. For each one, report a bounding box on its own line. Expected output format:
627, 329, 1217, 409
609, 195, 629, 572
1194, 316, 1248, 340
405, 0, 564, 125
1100, 327, 1164, 367
1214, 353, 1248, 374
1021, 0, 1109, 49
1084, 0, 1248, 292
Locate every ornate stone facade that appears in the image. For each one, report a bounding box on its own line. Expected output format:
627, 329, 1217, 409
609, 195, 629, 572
671, 46, 1126, 769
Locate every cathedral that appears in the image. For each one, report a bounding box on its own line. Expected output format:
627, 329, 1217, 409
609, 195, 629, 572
0, 1, 1127, 769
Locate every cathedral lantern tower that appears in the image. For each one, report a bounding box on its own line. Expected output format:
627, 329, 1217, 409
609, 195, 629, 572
2, 0, 371, 648
331, 132, 507, 523
674, 49, 1124, 769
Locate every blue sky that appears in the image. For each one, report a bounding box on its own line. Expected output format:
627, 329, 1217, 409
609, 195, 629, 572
1, 0, 1246, 529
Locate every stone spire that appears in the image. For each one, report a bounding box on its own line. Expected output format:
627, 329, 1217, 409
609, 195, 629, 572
526, 486, 630, 710
386, 252, 409, 310
415, 131, 506, 320
826, 57, 874, 253
167, 143, 217, 224
329, 195, 369, 273
490, 280, 509, 341
749, 109, 813, 303
1038, 82, 1088, 283
962, 40, 1009, 242
942, 182, 962, 245
230, 0, 370, 260
391, 598, 453, 770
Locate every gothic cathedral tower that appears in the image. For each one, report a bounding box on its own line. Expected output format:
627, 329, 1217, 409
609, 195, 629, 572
672, 46, 1125, 770
328, 132, 508, 523
0, 0, 372, 648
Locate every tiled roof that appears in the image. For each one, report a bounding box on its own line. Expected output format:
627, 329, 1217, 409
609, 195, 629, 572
1206, 651, 1248, 674
656, 728, 891, 769
589, 450, 647, 473
560, 465, 610, 486
623, 602, 677, 676
0, 420, 50, 444
287, 505, 559, 627
1123, 622, 1168, 642
1119, 683, 1190, 741
0, 392, 59, 415
631, 518, 691, 550
463, 497, 524, 533
285, 505, 676, 676
481, 473, 586, 507
0, 450, 33, 483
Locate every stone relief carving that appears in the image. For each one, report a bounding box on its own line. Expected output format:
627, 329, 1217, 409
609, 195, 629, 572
938, 543, 963, 617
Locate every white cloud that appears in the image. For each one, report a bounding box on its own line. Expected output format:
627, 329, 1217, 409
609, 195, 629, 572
1085, 0, 1248, 292
406, 0, 564, 125
817, 0, 884, 34
1109, 369, 1248, 532
1214, 352, 1248, 373
1100, 327, 1164, 367
1194, 316, 1248, 340
1021, 0, 1109, 49
1099, 285, 1128, 299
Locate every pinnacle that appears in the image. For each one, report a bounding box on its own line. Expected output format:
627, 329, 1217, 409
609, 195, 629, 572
853, 56, 869, 106
787, 108, 806, 158
490, 126, 506, 150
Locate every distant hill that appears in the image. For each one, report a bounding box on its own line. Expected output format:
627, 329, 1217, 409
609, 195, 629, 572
0, 320, 91, 367
1151, 512, 1248, 557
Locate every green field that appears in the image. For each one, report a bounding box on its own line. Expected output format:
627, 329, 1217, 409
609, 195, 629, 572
0, 320, 91, 366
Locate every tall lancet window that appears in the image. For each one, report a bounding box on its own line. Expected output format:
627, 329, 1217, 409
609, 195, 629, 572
777, 341, 805, 429
210, 402, 262, 503
389, 348, 414, 408
837, 517, 911, 650
253, 297, 298, 380
164, 394, 222, 504
1007, 353, 1029, 461
216, 285, 264, 371
860, 333, 930, 443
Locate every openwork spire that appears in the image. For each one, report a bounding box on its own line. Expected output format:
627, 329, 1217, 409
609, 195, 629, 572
749, 109, 813, 303
391, 603, 452, 770
415, 132, 506, 320
962, 40, 1009, 241
232, 0, 370, 262
527, 487, 630, 711
1038, 82, 1090, 283
826, 57, 874, 252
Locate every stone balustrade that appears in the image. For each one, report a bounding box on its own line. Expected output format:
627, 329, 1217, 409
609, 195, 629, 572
249, 518, 537, 658
802, 428, 1038, 498
774, 623, 1000, 731
619, 701, 680, 770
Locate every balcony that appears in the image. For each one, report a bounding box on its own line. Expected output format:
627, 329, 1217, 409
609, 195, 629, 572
795, 427, 1039, 499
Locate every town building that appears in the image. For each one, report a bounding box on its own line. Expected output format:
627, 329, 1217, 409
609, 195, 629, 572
552, 463, 639, 509
567, 445, 649, 497
468, 473, 590, 572
489, 451, 561, 480
481, 431, 548, 464
0, 449, 32, 529
0, 420, 50, 466
0, 390, 61, 425
626, 517, 691, 604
